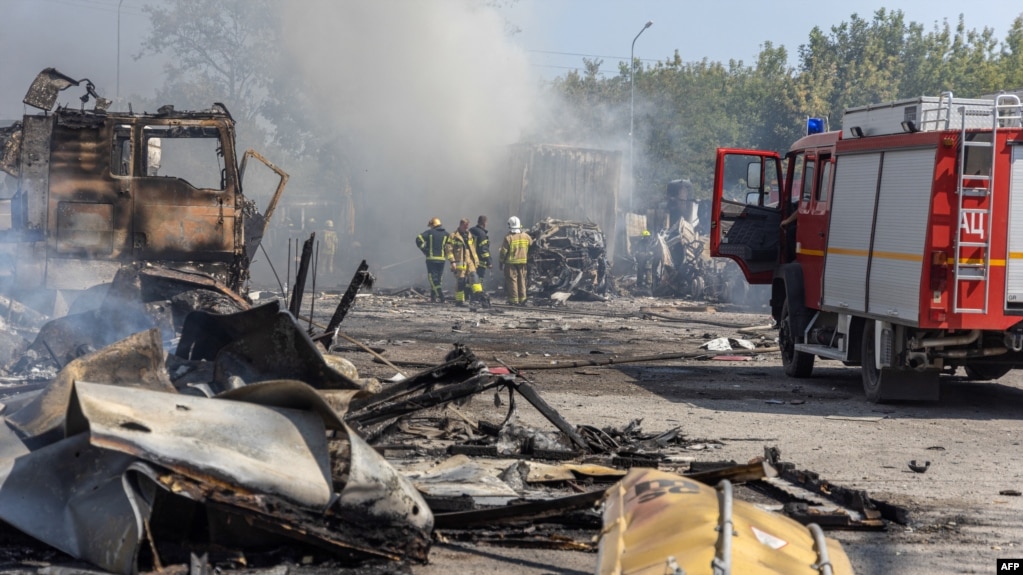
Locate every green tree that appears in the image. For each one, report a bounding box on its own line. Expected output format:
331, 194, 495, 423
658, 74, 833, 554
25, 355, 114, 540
138, 0, 279, 148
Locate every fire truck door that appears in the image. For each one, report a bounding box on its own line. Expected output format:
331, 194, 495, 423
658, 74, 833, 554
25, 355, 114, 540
797, 154, 832, 307
132, 125, 236, 262
711, 149, 782, 284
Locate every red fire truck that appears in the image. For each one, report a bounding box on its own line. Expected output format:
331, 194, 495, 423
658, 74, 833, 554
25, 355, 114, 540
711, 93, 1023, 402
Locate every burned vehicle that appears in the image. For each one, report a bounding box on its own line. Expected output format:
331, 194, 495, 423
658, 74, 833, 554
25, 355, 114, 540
650, 216, 750, 304
526, 218, 613, 302
0, 68, 286, 316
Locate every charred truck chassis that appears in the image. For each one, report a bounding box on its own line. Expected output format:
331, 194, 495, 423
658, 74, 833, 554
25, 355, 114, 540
0, 69, 286, 314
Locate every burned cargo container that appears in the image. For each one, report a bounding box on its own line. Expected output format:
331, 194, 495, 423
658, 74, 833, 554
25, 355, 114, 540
0, 69, 287, 314
498, 144, 622, 259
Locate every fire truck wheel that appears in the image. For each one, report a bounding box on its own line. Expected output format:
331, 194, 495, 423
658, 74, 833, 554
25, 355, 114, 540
861, 320, 940, 402
963, 363, 1012, 381
861, 320, 887, 402
780, 300, 814, 377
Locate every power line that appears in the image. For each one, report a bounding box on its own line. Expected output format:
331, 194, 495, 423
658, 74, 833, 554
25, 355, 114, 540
34, 0, 146, 17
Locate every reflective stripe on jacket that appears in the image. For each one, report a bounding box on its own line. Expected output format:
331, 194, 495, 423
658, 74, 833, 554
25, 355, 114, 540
470, 225, 491, 266
416, 227, 449, 261
446, 230, 479, 274
500, 231, 531, 265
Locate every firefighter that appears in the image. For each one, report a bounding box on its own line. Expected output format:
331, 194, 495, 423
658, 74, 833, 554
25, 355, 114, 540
499, 216, 532, 305
635, 229, 657, 291
416, 217, 449, 303
321, 220, 339, 275
446, 218, 487, 307
469, 215, 492, 285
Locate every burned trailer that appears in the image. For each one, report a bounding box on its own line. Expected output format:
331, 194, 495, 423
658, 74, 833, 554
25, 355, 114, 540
526, 218, 613, 302
0, 69, 287, 315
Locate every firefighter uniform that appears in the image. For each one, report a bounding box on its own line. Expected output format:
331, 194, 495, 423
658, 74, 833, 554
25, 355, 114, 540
446, 222, 485, 306
635, 230, 658, 289
469, 219, 492, 282
500, 218, 532, 305
416, 218, 449, 303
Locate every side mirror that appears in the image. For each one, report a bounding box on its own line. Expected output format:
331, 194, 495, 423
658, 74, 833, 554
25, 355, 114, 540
746, 191, 760, 206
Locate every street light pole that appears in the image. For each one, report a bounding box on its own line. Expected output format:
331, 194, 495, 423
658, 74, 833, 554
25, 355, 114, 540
628, 20, 652, 215
117, 0, 124, 101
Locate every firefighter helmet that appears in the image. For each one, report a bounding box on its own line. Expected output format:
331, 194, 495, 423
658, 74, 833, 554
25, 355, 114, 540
428, 217, 442, 228
326, 220, 334, 228
508, 216, 521, 230
642, 230, 651, 237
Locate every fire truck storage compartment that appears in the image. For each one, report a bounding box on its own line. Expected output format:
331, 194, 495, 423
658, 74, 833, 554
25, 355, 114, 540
1007, 145, 1023, 310
841, 95, 997, 138
822, 148, 936, 324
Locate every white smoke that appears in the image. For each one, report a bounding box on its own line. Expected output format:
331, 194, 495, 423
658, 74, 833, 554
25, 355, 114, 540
279, 1, 539, 287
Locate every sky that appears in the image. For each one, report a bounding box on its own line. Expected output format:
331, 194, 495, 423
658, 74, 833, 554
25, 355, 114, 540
507, 0, 1023, 78
2, 0, 1022, 119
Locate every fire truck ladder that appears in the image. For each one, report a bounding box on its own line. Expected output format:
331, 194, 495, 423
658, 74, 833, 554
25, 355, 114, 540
952, 94, 1023, 314
919, 91, 956, 131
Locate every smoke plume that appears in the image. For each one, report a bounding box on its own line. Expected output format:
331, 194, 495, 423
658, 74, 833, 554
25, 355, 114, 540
279, 1, 539, 287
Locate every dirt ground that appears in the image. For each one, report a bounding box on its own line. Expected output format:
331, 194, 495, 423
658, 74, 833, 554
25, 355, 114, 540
319, 289, 1023, 575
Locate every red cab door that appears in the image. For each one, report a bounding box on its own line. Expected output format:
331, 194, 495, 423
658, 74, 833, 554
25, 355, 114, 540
710, 148, 784, 284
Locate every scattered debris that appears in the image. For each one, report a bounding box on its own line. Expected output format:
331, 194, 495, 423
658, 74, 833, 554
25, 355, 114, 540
824, 415, 887, 423
0, 319, 433, 573
908, 460, 931, 473
526, 218, 613, 303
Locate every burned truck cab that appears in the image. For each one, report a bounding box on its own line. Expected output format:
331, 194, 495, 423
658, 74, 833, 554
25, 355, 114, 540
0, 69, 286, 314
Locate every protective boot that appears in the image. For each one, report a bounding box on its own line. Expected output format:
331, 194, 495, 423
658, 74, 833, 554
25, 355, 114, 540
478, 291, 492, 309
438, 289, 446, 304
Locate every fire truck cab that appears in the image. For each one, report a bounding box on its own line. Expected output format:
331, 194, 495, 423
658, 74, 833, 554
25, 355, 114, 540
711, 93, 1023, 402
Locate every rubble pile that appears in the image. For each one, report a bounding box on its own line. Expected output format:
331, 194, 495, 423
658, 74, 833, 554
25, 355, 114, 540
526, 218, 614, 304
0, 275, 901, 574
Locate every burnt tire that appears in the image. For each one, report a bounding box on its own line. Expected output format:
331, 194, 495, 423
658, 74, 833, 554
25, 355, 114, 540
780, 300, 814, 378
963, 363, 1012, 381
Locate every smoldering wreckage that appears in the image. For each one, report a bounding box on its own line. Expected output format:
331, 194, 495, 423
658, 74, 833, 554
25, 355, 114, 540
0, 70, 892, 575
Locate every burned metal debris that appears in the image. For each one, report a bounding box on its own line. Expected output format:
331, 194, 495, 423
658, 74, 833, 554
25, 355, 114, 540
526, 218, 613, 303
0, 312, 433, 574
640, 216, 751, 304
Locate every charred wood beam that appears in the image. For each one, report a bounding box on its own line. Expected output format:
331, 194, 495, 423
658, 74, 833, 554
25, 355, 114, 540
345, 374, 507, 428
510, 379, 589, 452
288, 232, 315, 318
765, 447, 908, 525
321, 260, 374, 348
433, 490, 605, 529
683, 460, 776, 485
347, 346, 480, 412
493, 357, 589, 452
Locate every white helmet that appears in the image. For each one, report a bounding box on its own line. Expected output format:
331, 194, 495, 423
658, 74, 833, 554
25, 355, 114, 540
508, 216, 521, 231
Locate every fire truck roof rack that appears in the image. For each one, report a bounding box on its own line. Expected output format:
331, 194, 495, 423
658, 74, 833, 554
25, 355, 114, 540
841, 92, 1023, 139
